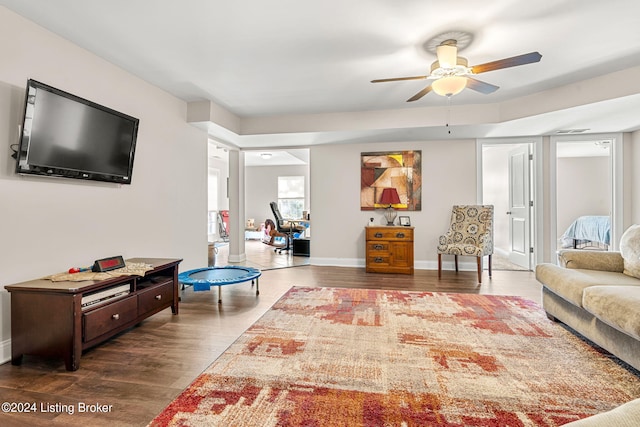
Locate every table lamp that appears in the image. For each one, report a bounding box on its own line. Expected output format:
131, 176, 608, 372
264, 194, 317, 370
379, 188, 401, 225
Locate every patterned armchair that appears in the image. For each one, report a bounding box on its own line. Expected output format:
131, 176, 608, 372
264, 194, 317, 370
437, 205, 494, 283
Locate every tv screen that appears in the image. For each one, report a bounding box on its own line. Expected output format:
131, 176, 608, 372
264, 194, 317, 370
15, 79, 139, 184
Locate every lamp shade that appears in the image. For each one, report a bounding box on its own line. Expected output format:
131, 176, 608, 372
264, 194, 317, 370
379, 188, 401, 205
432, 76, 467, 97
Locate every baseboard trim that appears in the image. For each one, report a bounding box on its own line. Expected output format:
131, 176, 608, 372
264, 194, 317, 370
1, 339, 11, 365
310, 258, 480, 272
309, 257, 363, 268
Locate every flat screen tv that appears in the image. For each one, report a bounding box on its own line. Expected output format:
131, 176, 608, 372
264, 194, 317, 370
15, 79, 139, 184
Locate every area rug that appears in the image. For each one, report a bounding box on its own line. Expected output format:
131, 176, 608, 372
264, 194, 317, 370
149, 287, 640, 426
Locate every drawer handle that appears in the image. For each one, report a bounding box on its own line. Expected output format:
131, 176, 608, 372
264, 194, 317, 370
374, 232, 383, 238
155, 295, 162, 300
112, 314, 120, 320
374, 257, 384, 263
396, 232, 405, 238
373, 244, 384, 250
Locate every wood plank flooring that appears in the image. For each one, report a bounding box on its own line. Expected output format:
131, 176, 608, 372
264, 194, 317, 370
212, 239, 310, 270
0, 243, 541, 427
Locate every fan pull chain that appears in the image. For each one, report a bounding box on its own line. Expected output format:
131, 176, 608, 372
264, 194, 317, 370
446, 95, 452, 134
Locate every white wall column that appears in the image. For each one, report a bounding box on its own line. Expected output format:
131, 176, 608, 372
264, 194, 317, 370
228, 150, 246, 263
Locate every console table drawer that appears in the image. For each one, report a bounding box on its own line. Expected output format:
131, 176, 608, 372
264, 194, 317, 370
83, 296, 137, 342
138, 281, 174, 315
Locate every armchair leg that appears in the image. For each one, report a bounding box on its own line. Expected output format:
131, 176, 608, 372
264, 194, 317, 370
477, 257, 482, 283
454, 255, 458, 272
438, 254, 442, 279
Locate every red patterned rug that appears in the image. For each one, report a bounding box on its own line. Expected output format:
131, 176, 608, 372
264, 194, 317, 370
149, 287, 640, 426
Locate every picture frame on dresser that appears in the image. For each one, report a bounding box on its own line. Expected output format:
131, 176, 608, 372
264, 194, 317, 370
399, 216, 411, 226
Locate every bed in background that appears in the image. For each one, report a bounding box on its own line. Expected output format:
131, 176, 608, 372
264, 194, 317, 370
560, 215, 610, 249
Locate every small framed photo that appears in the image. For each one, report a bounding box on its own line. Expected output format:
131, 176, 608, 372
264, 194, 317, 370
399, 216, 411, 226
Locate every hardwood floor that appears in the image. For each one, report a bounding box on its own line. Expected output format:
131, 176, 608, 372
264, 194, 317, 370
212, 239, 310, 270
0, 245, 541, 426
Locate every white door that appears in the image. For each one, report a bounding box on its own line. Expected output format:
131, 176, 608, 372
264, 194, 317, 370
508, 145, 531, 269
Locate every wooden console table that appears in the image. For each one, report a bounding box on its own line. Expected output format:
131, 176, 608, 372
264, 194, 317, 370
365, 226, 414, 274
4, 257, 182, 371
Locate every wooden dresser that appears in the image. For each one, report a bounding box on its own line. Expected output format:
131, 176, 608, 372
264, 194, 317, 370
365, 226, 414, 274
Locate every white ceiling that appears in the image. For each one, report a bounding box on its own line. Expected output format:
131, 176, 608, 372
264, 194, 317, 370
3, 0, 640, 149
207, 143, 309, 166
243, 149, 309, 167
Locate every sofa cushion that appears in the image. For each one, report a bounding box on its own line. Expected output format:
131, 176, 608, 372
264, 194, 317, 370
536, 264, 640, 307
620, 224, 640, 279
563, 398, 640, 426
582, 286, 640, 340
573, 269, 640, 286
536, 264, 600, 306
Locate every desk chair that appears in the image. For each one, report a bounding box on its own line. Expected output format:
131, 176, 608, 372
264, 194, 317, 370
270, 202, 306, 253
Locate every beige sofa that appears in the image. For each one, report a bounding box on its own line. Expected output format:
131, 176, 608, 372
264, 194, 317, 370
536, 249, 640, 372
564, 397, 640, 426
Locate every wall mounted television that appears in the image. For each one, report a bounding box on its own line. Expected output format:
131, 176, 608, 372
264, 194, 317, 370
15, 79, 139, 184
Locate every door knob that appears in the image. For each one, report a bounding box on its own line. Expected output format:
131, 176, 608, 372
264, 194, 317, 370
506, 211, 512, 215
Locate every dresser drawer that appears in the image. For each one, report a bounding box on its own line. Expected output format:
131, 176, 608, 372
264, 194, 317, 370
367, 241, 389, 253
138, 281, 174, 315
367, 255, 391, 266
83, 296, 137, 342
366, 227, 413, 241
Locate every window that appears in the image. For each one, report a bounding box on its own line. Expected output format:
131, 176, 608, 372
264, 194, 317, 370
278, 176, 305, 219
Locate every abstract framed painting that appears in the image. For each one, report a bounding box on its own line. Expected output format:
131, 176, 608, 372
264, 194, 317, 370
360, 150, 422, 211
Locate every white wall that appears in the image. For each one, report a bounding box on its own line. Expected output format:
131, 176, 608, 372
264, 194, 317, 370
310, 139, 477, 268
556, 156, 610, 236
632, 130, 640, 224
0, 7, 208, 361
245, 164, 310, 227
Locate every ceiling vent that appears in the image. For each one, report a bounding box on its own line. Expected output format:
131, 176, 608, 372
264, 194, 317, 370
555, 129, 590, 134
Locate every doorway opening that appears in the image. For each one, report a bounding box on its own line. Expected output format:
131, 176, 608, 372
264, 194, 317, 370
551, 136, 617, 256
208, 146, 311, 270
479, 139, 540, 271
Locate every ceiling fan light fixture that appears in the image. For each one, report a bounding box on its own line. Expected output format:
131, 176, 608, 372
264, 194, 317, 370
436, 43, 458, 68
430, 57, 469, 77
432, 76, 467, 97
371, 32, 539, 102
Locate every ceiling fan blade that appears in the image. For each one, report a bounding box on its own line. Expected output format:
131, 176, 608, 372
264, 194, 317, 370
371, 75, 428, 83
406, 85, 433, 102
466, 77, 500, 94
470, 51, 542, 74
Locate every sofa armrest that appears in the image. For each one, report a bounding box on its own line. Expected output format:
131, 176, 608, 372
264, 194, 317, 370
563, 398, 640, 426
558, 250, 624, 272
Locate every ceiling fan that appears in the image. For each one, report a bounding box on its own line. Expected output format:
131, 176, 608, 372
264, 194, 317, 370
371, 39, 542, 101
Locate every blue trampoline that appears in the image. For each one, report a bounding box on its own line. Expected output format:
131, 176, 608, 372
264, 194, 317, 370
179, 266, 261, 303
